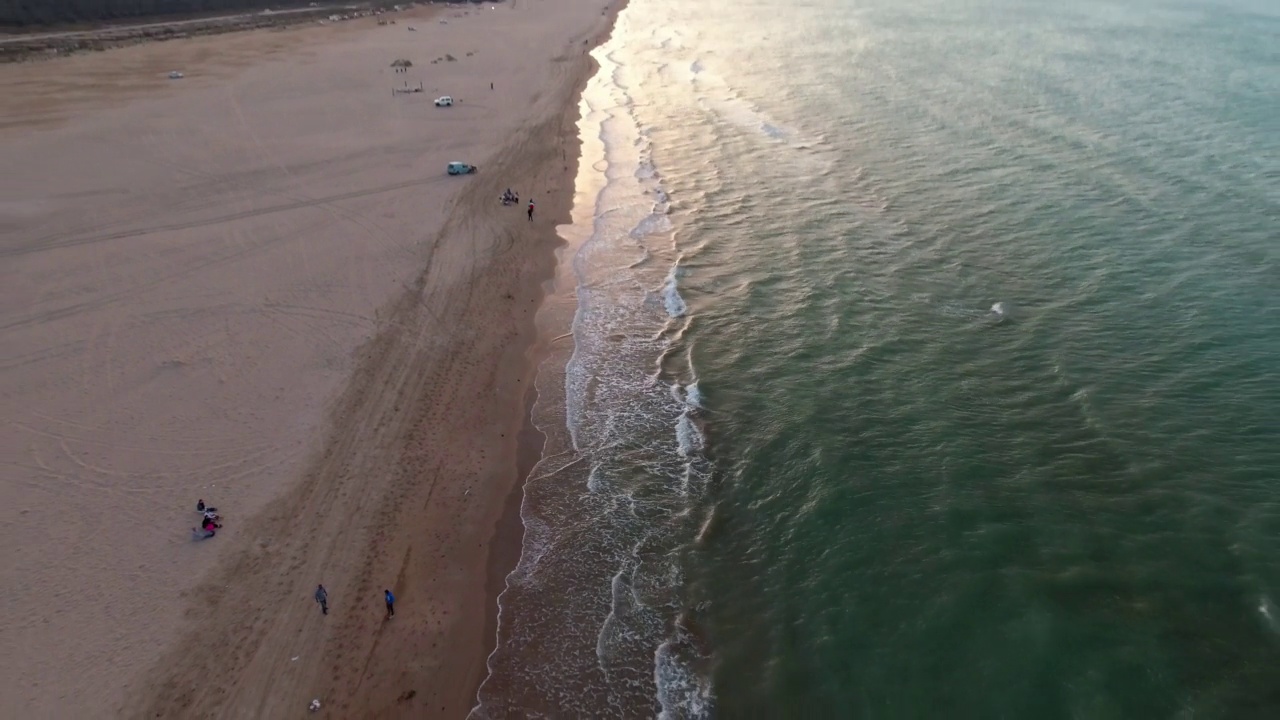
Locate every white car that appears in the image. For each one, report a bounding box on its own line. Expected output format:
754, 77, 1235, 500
434, 96, 454, 107
168, 71, 184, 79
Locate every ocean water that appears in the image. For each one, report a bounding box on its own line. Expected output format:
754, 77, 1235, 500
474, 0, 1280, 717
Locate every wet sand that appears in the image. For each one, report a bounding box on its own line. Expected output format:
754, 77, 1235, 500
0, 2, 617, 716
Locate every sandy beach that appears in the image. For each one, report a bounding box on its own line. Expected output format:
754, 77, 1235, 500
0, 1, 617, 716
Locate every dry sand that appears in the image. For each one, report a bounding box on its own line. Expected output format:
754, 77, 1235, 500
0, 1, 617, 716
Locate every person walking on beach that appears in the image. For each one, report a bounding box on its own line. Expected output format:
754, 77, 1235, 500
384, 589, 395, 619
315, 584, 328, 615
527, 199, 535, 222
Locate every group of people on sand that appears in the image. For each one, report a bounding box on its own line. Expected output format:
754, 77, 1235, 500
314, 584, 396, 620
501, 188, 535, 221
193, 499, 222, 538
192, 502, 398, 621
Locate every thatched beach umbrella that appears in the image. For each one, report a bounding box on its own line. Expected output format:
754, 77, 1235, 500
390, 58, 413, 67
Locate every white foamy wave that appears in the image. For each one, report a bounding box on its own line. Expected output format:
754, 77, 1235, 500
631, 209, 674, 239
672, 57, 832, 166
597, 561, 635, 664
676, 413, 704, 457
701, 95, 793, 142
671, 381, 703, 410
651, 25, 686, 51
655, 628, 715, 720
662, 266, 688, 318
628, 245, 653, 269
477, 7, 717, 713
685, 382, 703, 409
1260, 595, 1280, 635
991, 301, 1006, 317
586, 463, 605, 493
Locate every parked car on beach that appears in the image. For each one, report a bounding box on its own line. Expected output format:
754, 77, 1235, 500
447, 161, 477, 175
434, 96, 454, 107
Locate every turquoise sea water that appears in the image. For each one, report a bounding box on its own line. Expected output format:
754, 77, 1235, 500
475, 0, 1279, 717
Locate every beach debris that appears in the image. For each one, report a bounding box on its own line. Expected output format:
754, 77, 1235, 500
309, 698, 322, 712
444, 54, 456, 62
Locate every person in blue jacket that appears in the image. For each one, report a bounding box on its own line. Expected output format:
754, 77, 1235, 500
384, 589, 395, 619
315, 584, 328, 615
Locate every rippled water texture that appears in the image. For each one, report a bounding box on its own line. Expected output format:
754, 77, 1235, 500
477, 0, 1280, 716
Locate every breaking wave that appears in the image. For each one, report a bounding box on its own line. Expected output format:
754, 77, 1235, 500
473, 5, 715, 717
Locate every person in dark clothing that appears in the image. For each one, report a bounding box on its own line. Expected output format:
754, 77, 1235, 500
197, 499, 217, 513
527, 200, 535, 221
384, 589, 395, 619
315, 584, 329, 615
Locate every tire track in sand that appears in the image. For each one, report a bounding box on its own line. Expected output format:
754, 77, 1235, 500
3, 175, 447, 259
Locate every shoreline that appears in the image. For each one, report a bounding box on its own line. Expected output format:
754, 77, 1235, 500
471, 23, 623, 710
0, 1, 623, 716
474, 0, 625, 702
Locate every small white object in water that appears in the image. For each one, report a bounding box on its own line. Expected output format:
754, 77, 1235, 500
1260, 596, 1279, 634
